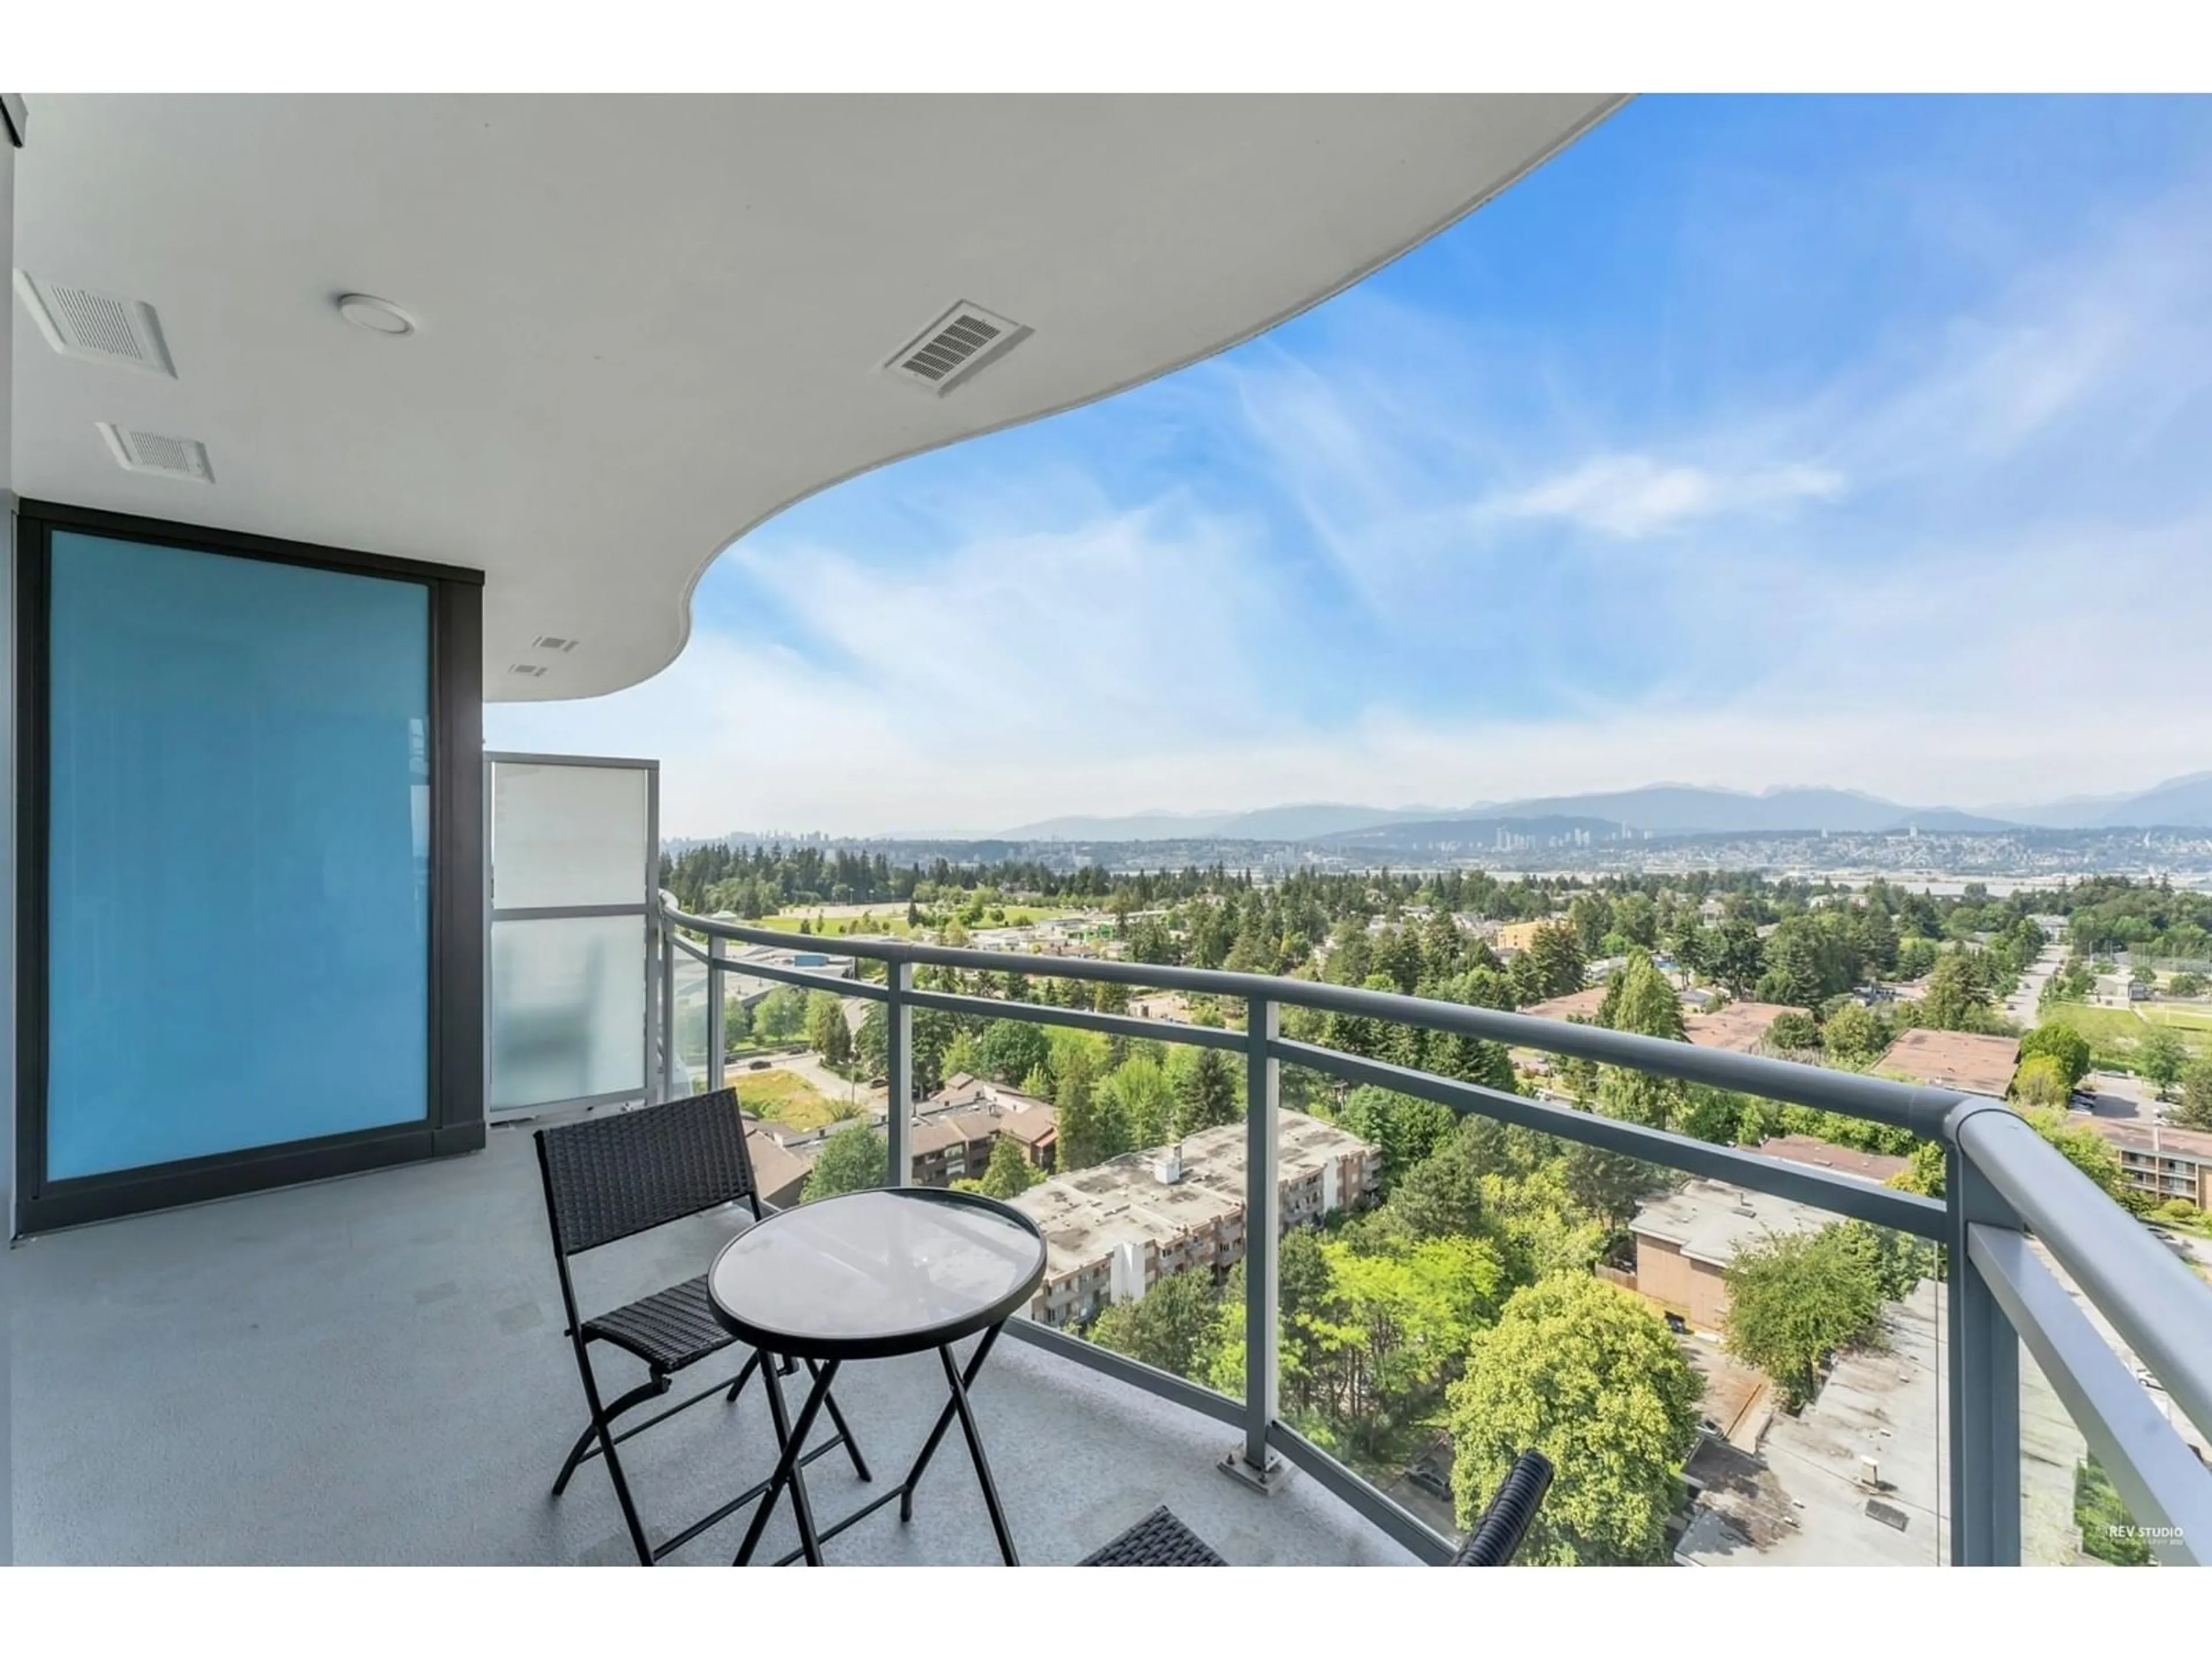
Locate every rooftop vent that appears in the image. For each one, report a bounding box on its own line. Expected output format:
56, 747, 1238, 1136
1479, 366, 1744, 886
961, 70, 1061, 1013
532, 635, 579, 653
17, 271, 177, 377
97, 423, 213, 483
508, 663, 548, 678
882, 301, 1029, 395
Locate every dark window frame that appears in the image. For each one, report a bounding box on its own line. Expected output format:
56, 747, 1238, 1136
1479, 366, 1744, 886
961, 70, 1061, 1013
12, 499, 485, 1234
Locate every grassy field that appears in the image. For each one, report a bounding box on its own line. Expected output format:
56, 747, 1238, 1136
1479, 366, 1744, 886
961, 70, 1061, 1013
2038, 1002, 2212, 1065
756, 911, 916, 938
731, 1067, 843, 1130
752, 904, 1080, 938
2142, 1003, 2212, 1034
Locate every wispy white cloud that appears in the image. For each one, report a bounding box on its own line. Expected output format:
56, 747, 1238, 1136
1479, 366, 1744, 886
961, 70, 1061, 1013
491, 134, 2212, 837
1486, 454, 1846, 539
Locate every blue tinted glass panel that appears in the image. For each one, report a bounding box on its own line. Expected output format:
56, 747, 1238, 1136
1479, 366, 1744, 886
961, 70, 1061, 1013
46, 531, 430, 1180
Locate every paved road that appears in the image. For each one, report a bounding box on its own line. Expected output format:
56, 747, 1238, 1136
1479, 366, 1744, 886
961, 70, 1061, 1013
2005, 942, 2069, 1027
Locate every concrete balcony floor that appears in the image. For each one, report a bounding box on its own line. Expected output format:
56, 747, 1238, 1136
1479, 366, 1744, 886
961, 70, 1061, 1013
8, 1123, 1416, 1567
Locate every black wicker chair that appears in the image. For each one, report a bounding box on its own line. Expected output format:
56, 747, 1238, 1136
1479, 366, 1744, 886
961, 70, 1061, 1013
1080, 1449, 1554, 1566
535, 1088, 869, 1565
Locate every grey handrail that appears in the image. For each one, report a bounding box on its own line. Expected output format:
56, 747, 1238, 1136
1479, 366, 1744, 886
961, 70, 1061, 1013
1952, 1100, 2212, 1450
660, 897, 1963, 1134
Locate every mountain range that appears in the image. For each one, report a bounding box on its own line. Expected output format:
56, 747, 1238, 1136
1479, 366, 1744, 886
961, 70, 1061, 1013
996, 773, 2212, 843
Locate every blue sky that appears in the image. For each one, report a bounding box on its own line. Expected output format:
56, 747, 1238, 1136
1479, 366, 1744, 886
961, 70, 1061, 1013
488, 96, 2212, 837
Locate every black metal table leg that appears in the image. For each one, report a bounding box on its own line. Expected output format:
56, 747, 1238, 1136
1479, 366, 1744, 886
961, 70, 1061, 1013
937, 1340, 1020, 1565
733, 1355, 840, 1566
897, 1322, 1004, 1522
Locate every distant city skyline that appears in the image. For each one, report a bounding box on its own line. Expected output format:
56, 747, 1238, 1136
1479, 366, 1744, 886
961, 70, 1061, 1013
488, 96, 2212, 837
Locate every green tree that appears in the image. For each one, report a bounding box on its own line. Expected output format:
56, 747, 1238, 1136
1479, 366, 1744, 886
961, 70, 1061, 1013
2021, 1108, 2131, 1203
1520, 923, 1588, 1002
1711, 919, 1767, 998
2012, 1053, 2071, 1109
2138, 1027, 2187, 1101
965, 1135, 1043, 1200
2168, 971, 2206, 998
2075, 1456, 2152, 1567
1445, 1275, 1701, 1566
1101, 1054, 1176, 1150
1335, 1086, 1457, 1188
722, 995, 753, 1051
1765, 1010, 1821, 1052
1596, 952, 1687, 1129
2175, 1060, 2212, 1131
2018, 1023, 2093, 1090
977, 1019, 1051, 1086
1919, 953, 1990, 1032
755, 985, 807, 1041
1055, 1047, 1128, 1172
802, 1122, 887, 1200
1821, 1001, 1887, 1068
1172, 1047, 1240, 1138
1089, 1268, 1225, 1381
1301, 1235, 1505, 1455
1722, 1224, 1885, 1410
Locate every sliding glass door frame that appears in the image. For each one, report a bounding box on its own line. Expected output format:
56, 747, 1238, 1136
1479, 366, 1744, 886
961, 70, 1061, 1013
11, 500, 485, 1235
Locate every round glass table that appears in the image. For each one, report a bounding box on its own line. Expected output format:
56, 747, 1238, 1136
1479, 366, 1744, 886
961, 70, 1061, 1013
709, 1187, 1047, 1565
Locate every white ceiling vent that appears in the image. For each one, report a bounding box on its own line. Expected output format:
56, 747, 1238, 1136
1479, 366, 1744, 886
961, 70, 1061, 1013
532, 635, 579, 653
16, 270, 177, 377
882, 301, 1029, 395
97, 423, 214, 483
508, 662, 549, 678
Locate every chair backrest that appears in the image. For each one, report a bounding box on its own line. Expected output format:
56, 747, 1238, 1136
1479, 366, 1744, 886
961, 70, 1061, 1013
1450, 1449, 1555, 1566
535, 1089, 758, 1257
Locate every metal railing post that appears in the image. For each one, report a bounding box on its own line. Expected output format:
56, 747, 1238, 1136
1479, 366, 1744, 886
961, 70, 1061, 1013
1948, 1122, 2022, 1565
658, 913, 676, 1104
1224, 994, 1285, 1490
707, 933, 726, 1093
884, 959, 912, 1188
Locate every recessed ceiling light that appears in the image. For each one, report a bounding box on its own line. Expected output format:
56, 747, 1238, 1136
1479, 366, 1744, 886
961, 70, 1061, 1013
336, 293, 416, 336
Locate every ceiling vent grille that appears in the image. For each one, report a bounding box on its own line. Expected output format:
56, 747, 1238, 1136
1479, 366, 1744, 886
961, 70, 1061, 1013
882, 301, 1028, 395
508, 662, 549, 678
532, 635, 579, 653
97, 422, 214, 483
16, 271, 177, 377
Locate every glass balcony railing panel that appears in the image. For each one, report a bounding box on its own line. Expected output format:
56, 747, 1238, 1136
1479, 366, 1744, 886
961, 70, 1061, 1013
1272, 1048, 1944, 1566
671, 946, 712, 1084
2014, 1239, 2210, 1566
1001, 998, 1246, 1411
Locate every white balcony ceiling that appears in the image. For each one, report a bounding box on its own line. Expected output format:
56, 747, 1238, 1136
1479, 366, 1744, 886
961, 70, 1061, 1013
10, 95, 1619, 699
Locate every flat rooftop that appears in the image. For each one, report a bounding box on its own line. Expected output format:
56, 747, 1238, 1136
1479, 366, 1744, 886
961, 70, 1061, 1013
1012, 1111, 1374, 1283
1755, 1134, 1910, 1186
2088, 1116, 2212, 1162
1521, 986, 1607, 1021
1684, 1001, 1798, 1054
1875, 1028, 2020, 1097
1630, 1177, 1838, 1269
1678, 1280, 2082, 1566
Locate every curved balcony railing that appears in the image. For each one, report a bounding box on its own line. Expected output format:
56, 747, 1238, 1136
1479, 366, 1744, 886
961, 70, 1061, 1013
655, 894, 2212, 1566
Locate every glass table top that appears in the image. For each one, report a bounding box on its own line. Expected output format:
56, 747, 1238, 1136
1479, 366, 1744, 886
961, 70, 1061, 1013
708, 1188, 1047, 1357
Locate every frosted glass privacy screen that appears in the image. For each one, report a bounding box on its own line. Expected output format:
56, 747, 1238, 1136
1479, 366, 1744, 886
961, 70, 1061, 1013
489, 915, 649, 1108
490, 760, 650, 910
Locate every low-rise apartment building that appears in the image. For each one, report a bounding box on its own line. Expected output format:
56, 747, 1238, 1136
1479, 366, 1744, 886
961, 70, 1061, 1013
1013, 1111, 1381, 1329
907, 1074, 1058, 1186
2087, 1117, 2212, 1210
1494, 919, 1555, 953
1627, 1177, 1851, 1336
